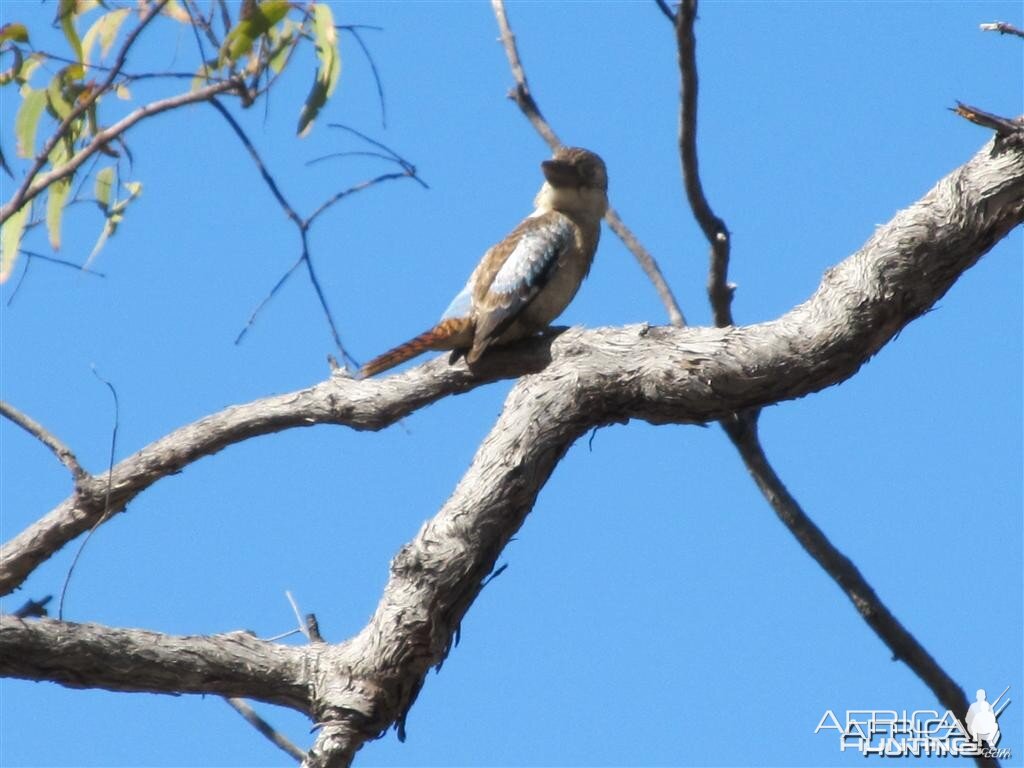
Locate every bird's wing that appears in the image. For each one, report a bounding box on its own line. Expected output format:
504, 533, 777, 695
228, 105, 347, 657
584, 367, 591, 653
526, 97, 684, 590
472, 211, 575, 353
439, 277, 474, 320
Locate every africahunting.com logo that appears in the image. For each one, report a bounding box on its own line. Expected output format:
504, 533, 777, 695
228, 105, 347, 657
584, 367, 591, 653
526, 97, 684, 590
814, 685, 1012, 758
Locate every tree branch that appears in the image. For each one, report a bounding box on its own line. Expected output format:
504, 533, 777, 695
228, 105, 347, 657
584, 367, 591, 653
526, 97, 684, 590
226, 697, 307, 762
303, 126, 1023, 755
980, 20, 1024, 38
0, 78, 240, 224
671, 8, 1010, 767
0, 400, 87, 483
490, 0, 686, 327
675, 0, 732, 326
0, 617, 309, 710
2, 129, 1018, 610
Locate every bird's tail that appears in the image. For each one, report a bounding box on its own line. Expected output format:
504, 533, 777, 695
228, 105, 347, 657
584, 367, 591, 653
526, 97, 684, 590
359, 317, 473, 378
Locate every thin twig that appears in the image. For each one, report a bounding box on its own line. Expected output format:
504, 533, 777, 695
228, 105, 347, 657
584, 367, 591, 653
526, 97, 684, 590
676, 0, 732, 327
285, 590, 310, 640
654, 0, 675, 23
0, 401, 88, 483
980, 21, 1024, 38
491, 0, 559, 148
209, 98, 302, 227
58, 368, 119, 620
300, 231, 359, 369
326, 124, 428, 188
306, 172, 414, 227
490, 0, 686, 328
604, 209, 686, 326
19, 249, 106, 276
234, 255, 305, 345
339, 26, 387, 128
225, 698, 306, 762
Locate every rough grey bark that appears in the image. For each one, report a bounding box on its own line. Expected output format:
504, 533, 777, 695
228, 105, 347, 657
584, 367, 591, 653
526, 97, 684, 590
2, 134, 1022, 766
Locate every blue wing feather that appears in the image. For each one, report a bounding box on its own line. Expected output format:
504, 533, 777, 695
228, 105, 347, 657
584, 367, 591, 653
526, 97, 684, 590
440, 279, 473, 320
489, 216, 574, 298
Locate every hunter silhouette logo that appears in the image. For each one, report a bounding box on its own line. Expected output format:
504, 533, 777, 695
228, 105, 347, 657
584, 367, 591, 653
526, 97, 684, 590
966, 686, 1011, 747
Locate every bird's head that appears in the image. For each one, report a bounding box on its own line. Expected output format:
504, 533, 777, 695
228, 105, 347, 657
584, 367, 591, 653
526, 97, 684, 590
535, 146, 608, 219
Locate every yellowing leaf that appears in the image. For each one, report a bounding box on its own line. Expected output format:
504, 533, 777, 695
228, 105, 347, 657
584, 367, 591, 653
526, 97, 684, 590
15, 88, 47, 157
15, 53, 43, 85
57, 0, 84, 64
0, 200, 30, 283
115, 83, 131, 99
95, 165, 114, 211
297, 3, 341, 136
46, 71, 75, 120
162, 0, 191, 24
267, 19, 295, 74
86, 179, 142, 268
82, 8, 130, 66
46, 178, 72, 250
0, 23, 29, 44
220, 0, 291, 63
0, 46, 23, 86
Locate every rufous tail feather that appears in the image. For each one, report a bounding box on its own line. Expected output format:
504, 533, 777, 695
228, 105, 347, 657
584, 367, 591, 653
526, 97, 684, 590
359, 317, 472, 378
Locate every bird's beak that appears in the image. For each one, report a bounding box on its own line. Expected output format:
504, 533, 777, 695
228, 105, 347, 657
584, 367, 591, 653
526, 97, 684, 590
541, 159, 579, 188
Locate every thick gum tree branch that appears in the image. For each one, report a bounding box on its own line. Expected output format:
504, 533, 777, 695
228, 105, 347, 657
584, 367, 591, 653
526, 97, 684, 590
0, 617, 309, 710
2, 135, 1021, 765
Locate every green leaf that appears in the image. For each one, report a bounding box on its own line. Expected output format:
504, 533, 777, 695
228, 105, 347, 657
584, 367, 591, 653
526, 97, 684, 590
0, 46, 23, 86
220, 0, 291, 64
45, 139, 72, 249
297, 3, 341, 136
267, 19, 295, 74
82, 8, 130, 65
0, 23, 29, 44
15, 87, 47, 157
46, 178, 72, 250
58, 0, 84, 64
95, 165, 114, 211
0, 200, 30, 284
15, 52, 43, 85
46, 71, 75, 120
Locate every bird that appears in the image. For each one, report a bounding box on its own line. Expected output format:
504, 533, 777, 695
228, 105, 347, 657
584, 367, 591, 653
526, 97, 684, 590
359, 146, 608, 378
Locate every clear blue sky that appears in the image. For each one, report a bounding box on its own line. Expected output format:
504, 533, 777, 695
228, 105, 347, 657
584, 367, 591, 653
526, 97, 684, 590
1, 2, 1021, 766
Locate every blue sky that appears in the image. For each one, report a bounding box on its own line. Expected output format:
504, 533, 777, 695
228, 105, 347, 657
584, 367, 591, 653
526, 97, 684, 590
1, 1, 1022, 766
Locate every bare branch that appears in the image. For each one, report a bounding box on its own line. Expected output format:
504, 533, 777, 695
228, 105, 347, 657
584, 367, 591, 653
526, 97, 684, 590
672, 11, 1005, 767
604, 209, 687, 326
490, 0, 687, 328
722, 416, 978, 747
338, 27, 387, 128
226, 697, 306, 762
0, 400, 87, 483
235, 254, 305, 345
980, 20, 1024, 38
209, 98, 302, 228
951, 101, 1024, 137
675, 0, 732, 326
654, 0, 675, 23
0, 617, 309, 709
2, 134, 1019, 599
